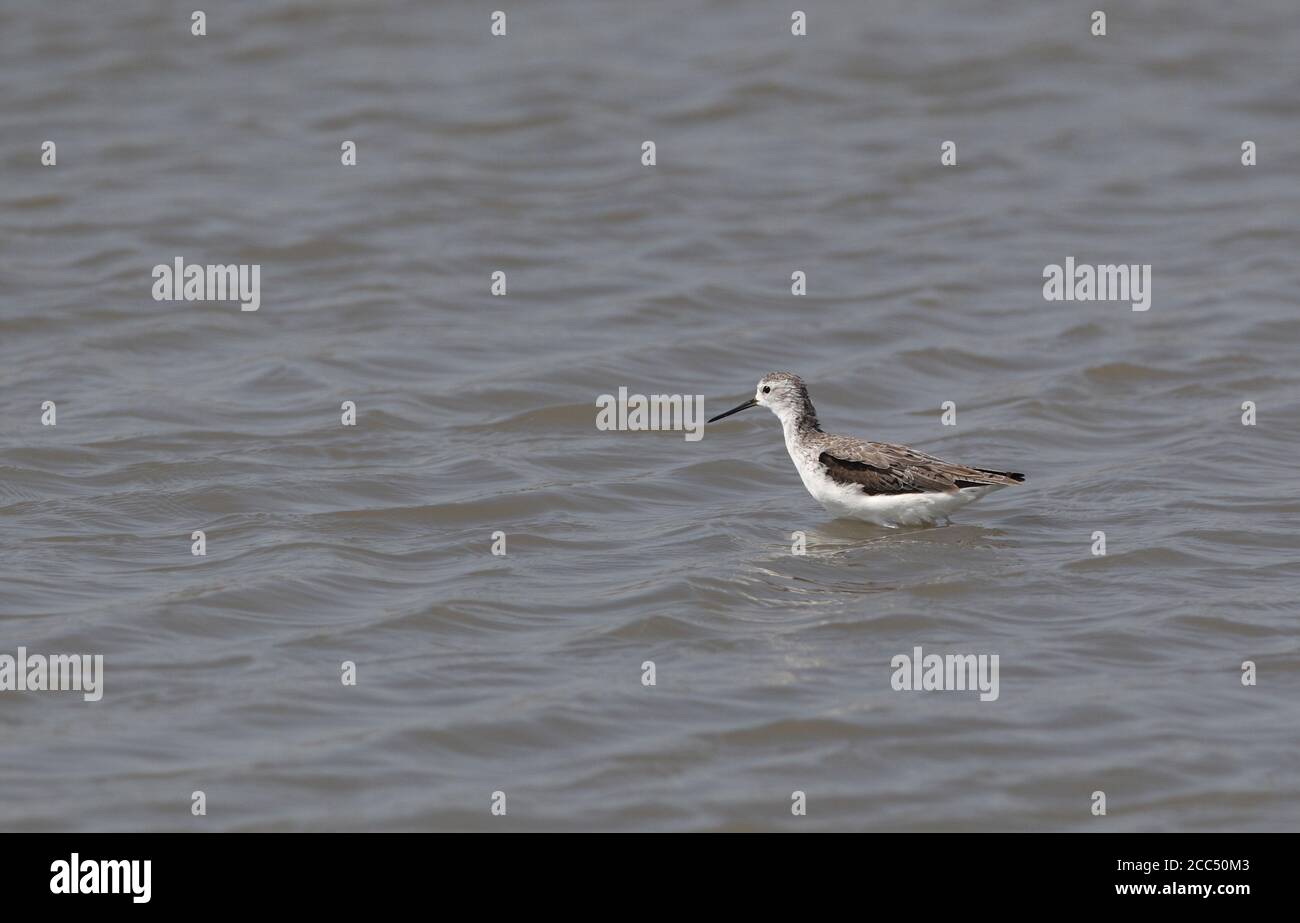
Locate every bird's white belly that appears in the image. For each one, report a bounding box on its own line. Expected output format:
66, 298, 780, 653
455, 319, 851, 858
789, 451, 999, 527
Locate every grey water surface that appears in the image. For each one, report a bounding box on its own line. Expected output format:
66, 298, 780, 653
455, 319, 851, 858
2, 0, 1298, 830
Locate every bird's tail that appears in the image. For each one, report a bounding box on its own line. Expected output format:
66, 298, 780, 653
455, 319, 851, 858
973, 468, 1025, 485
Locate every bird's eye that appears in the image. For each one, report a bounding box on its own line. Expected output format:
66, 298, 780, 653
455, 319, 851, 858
762, 386, 771, 394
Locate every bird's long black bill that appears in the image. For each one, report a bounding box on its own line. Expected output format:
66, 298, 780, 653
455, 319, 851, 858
707, 398, 757, 423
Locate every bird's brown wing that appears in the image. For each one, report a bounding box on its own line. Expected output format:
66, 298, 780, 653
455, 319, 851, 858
817, 438, 1024, 496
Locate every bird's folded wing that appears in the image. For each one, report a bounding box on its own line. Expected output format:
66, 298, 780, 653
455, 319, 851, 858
818, 440, 1014, 495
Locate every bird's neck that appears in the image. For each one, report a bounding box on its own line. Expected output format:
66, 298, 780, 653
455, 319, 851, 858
776, 403, 822, 442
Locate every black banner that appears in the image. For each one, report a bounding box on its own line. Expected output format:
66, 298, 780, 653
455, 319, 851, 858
2, 833, 1284, 908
